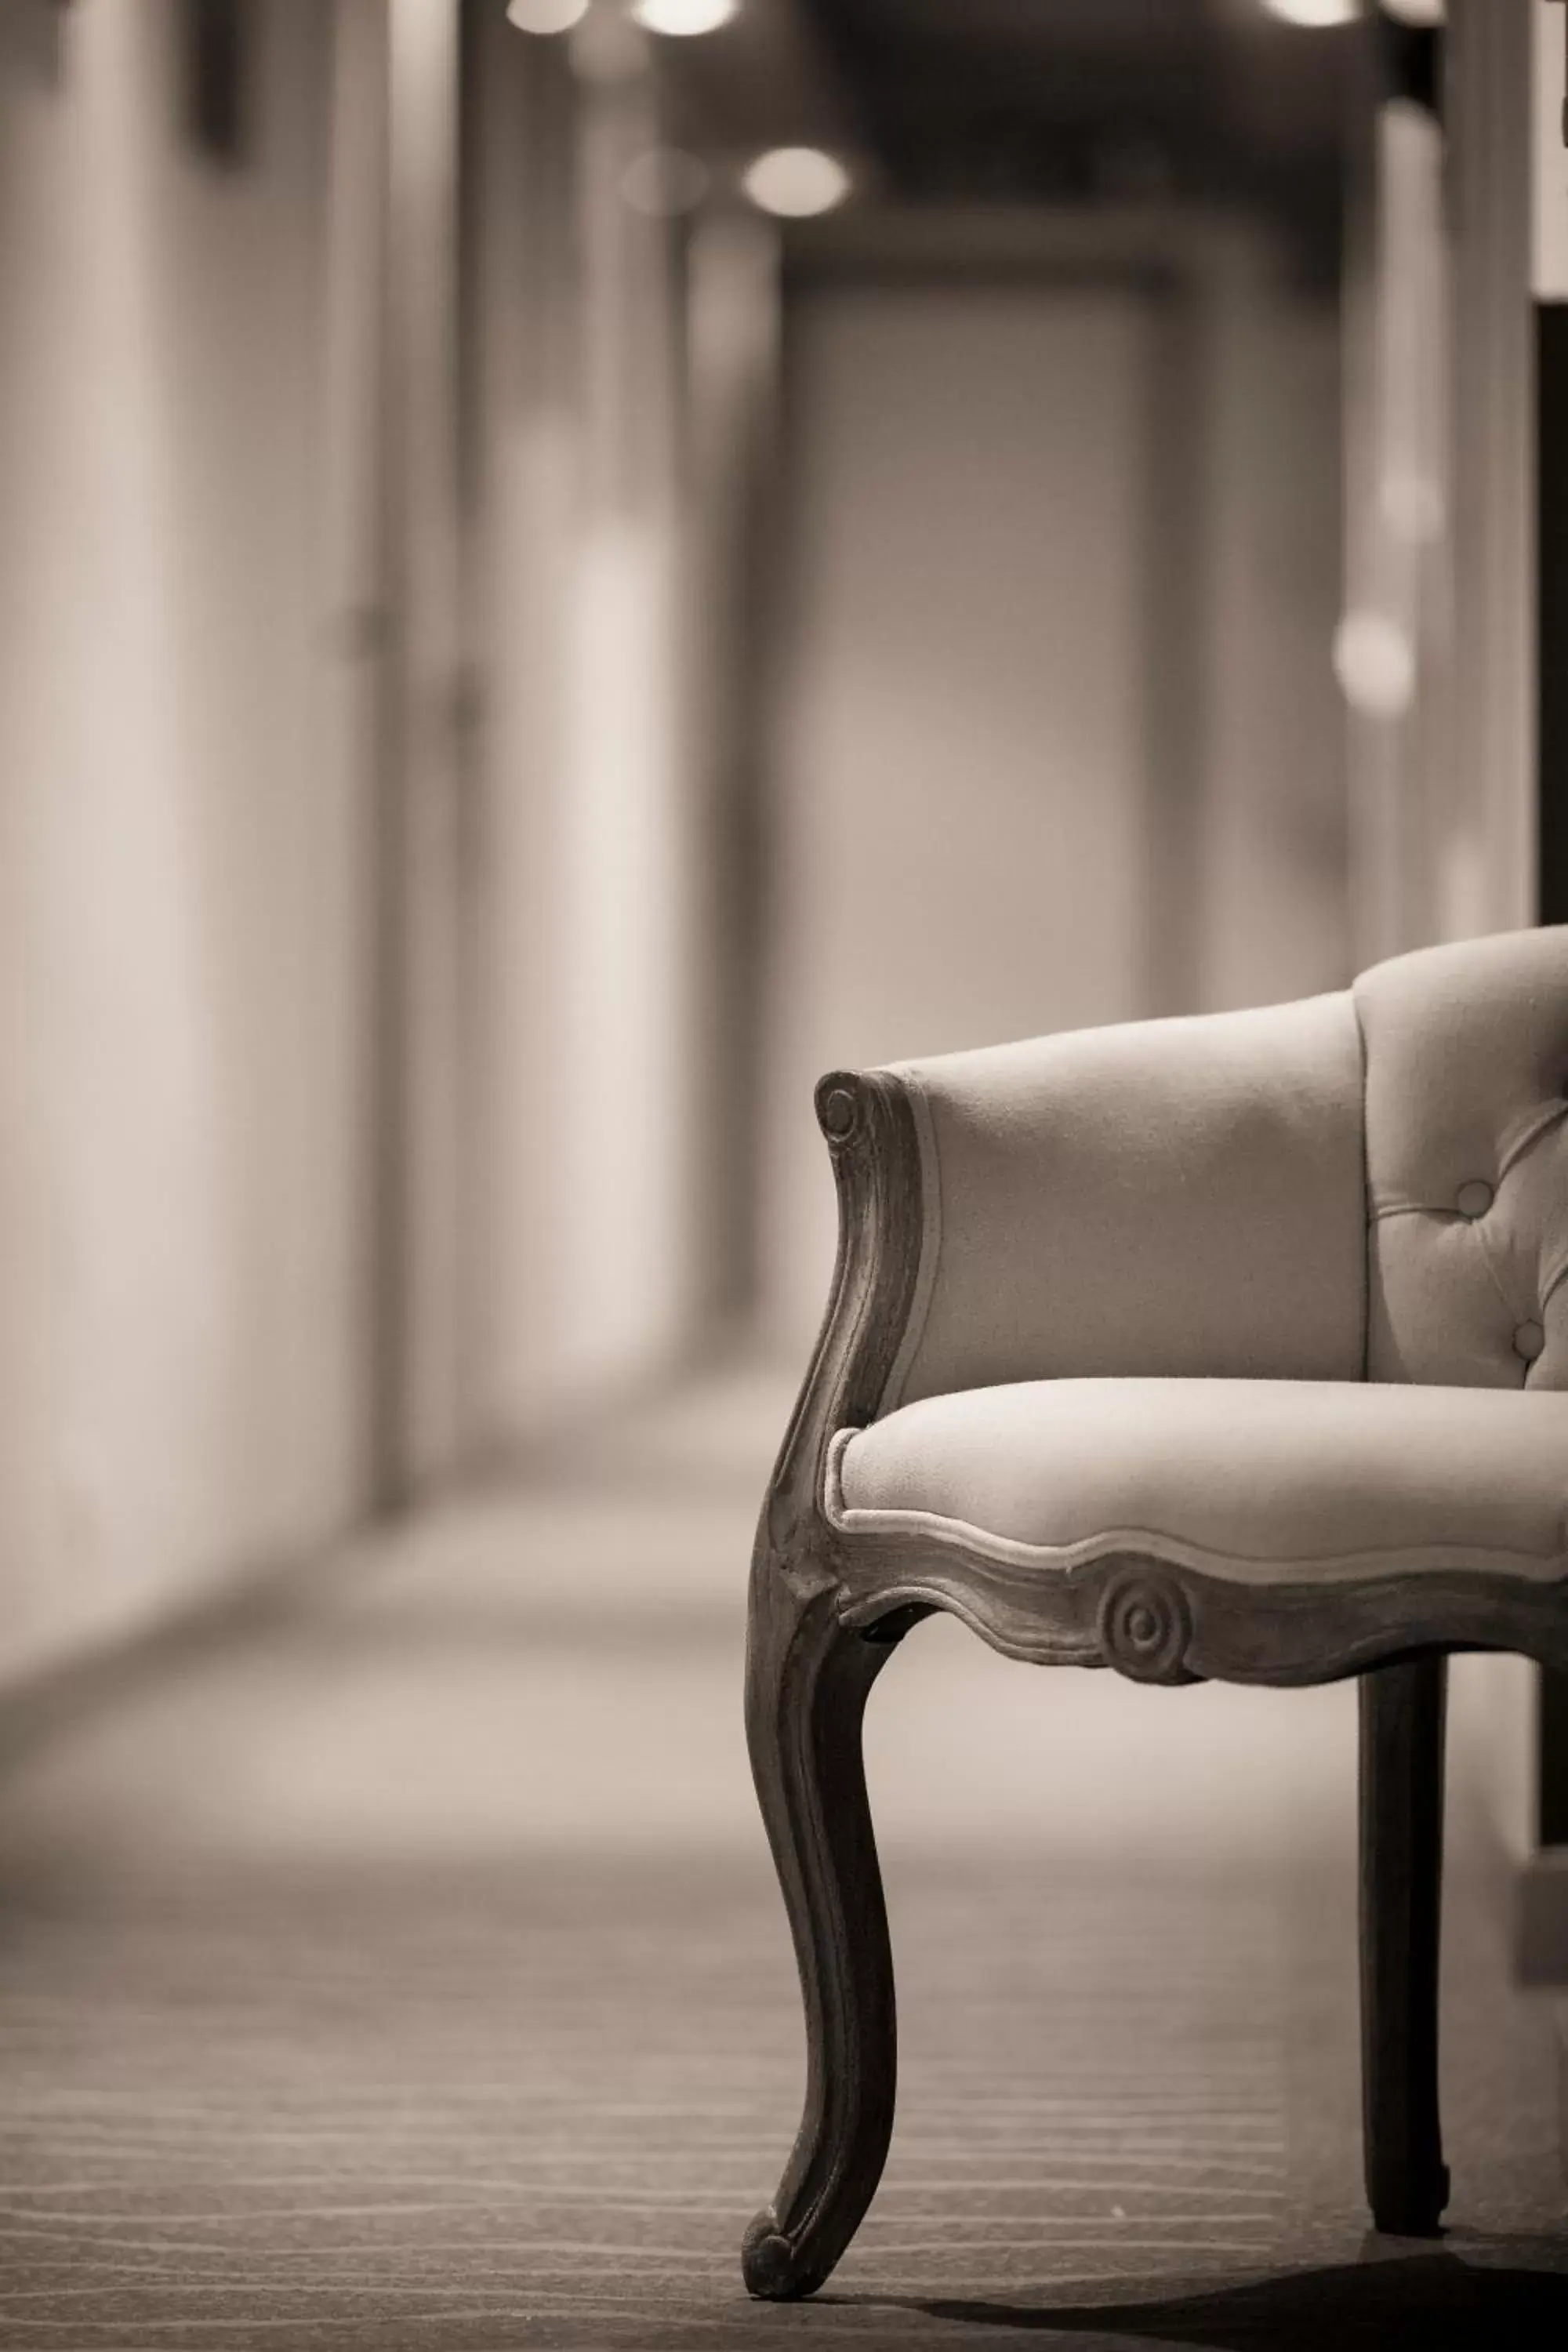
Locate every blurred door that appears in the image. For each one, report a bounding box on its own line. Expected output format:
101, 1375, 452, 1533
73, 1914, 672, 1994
760, 276, 1167, 1343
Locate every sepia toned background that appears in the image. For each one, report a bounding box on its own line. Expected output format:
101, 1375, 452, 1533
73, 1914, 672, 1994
0, 2, 1565, 2345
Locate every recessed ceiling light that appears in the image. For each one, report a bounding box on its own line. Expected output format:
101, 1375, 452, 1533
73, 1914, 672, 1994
631, 0, 738, 34
742, 147, 851, 219
506, 0, 590, 34
1333, 612, 1416, 720
1260, 0, 1359, 25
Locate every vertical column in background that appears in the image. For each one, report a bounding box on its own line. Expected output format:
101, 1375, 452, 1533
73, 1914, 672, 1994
1194, 228, 1348, 1014
1445, 0, 1534, 943
321, 0, 398, 1507
1444, 0, 1568, 1987
463, 3, 578, 1445
463, 1, 543, 1450
383, 0, 465, 1490
1140, 263, 1206, 1022
1341, 15, 1451, 967
556, 13, 696, 1403
1528, 0, 1568, 1967
684, 206, 781, 1338
466, 8, 711, 1440
1536, 0, 1568, 937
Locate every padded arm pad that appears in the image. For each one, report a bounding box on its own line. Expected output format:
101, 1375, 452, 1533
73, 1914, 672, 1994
878, 993, 1368, 1411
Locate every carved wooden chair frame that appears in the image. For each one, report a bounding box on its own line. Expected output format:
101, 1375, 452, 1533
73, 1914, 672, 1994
742, 1067, 1568, 2302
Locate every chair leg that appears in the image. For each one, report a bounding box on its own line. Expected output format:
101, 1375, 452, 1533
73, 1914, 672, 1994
1359, 1653, 1450, 2236
741, 1555, 907, 2301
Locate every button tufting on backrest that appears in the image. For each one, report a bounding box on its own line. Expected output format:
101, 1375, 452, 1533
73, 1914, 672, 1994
1353, 928, 1568, 1390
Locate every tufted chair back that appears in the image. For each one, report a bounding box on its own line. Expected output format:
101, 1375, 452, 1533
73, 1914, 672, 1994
1356, 928, 1568, 1392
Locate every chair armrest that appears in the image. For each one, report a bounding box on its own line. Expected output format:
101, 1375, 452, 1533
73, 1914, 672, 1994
762, 1069, 926, 1563
873, 992, 1368, 1410
763, 993, 1368, 1565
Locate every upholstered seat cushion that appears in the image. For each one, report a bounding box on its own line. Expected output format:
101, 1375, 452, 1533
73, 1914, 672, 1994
829, 1379, 1568, 1582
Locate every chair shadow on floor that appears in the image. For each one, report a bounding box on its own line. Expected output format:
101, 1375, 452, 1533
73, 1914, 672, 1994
887, 2238, 1568, 2350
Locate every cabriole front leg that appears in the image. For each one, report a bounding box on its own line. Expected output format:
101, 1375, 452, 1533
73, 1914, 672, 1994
742, 1548, 905, 2301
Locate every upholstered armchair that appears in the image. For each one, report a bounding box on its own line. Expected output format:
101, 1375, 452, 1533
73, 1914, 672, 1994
742, 925, 1568, 2301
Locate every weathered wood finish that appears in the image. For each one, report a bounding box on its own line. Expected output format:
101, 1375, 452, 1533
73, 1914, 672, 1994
1360, 1656, 1450, 2236
743, 1065, 1568, 2299
741, 1073, 925, 2301
740, 1564, 906, 2299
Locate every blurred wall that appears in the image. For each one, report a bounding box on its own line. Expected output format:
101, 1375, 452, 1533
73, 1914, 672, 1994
463, 4, 704, 1443
0, 2, 372, 1682
1200, 252, 1348, 1014
0, 9, 1354, 1671
762, 229, 1346, 1345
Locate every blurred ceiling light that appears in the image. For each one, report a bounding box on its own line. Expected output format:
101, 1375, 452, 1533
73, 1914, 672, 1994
1333, 612, 1416, 720
1259, 0, 1359, 24
1383, 0, 1444, 21
742, 147, 851, 219
506, 0, 590, 32
620, 147, 710, 216
631, 0, 737, 34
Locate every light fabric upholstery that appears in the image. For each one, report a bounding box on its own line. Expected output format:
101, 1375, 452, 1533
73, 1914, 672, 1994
1355, 929, 1568, 1392
831, 1379, 1568, 1584
881, 993, 1366, 1410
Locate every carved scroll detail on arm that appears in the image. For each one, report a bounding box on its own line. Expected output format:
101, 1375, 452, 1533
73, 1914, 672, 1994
742, 1071, 927, 2300
760, 1070, 925, 1581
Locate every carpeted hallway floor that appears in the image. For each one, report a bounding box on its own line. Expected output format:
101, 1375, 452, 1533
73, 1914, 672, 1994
2, 1367, 1565, 2349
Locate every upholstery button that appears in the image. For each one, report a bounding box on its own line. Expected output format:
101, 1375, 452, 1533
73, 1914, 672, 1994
1513, 1319, 1545, 1363
1455, 1179, 1494, 1218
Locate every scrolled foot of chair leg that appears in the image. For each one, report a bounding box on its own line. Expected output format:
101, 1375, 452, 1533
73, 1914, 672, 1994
742, 2209, 822, 2300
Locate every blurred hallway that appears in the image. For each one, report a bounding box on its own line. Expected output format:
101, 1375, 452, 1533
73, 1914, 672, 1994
5, 2, 1568, 2343
3, 1363, 1566, 2347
